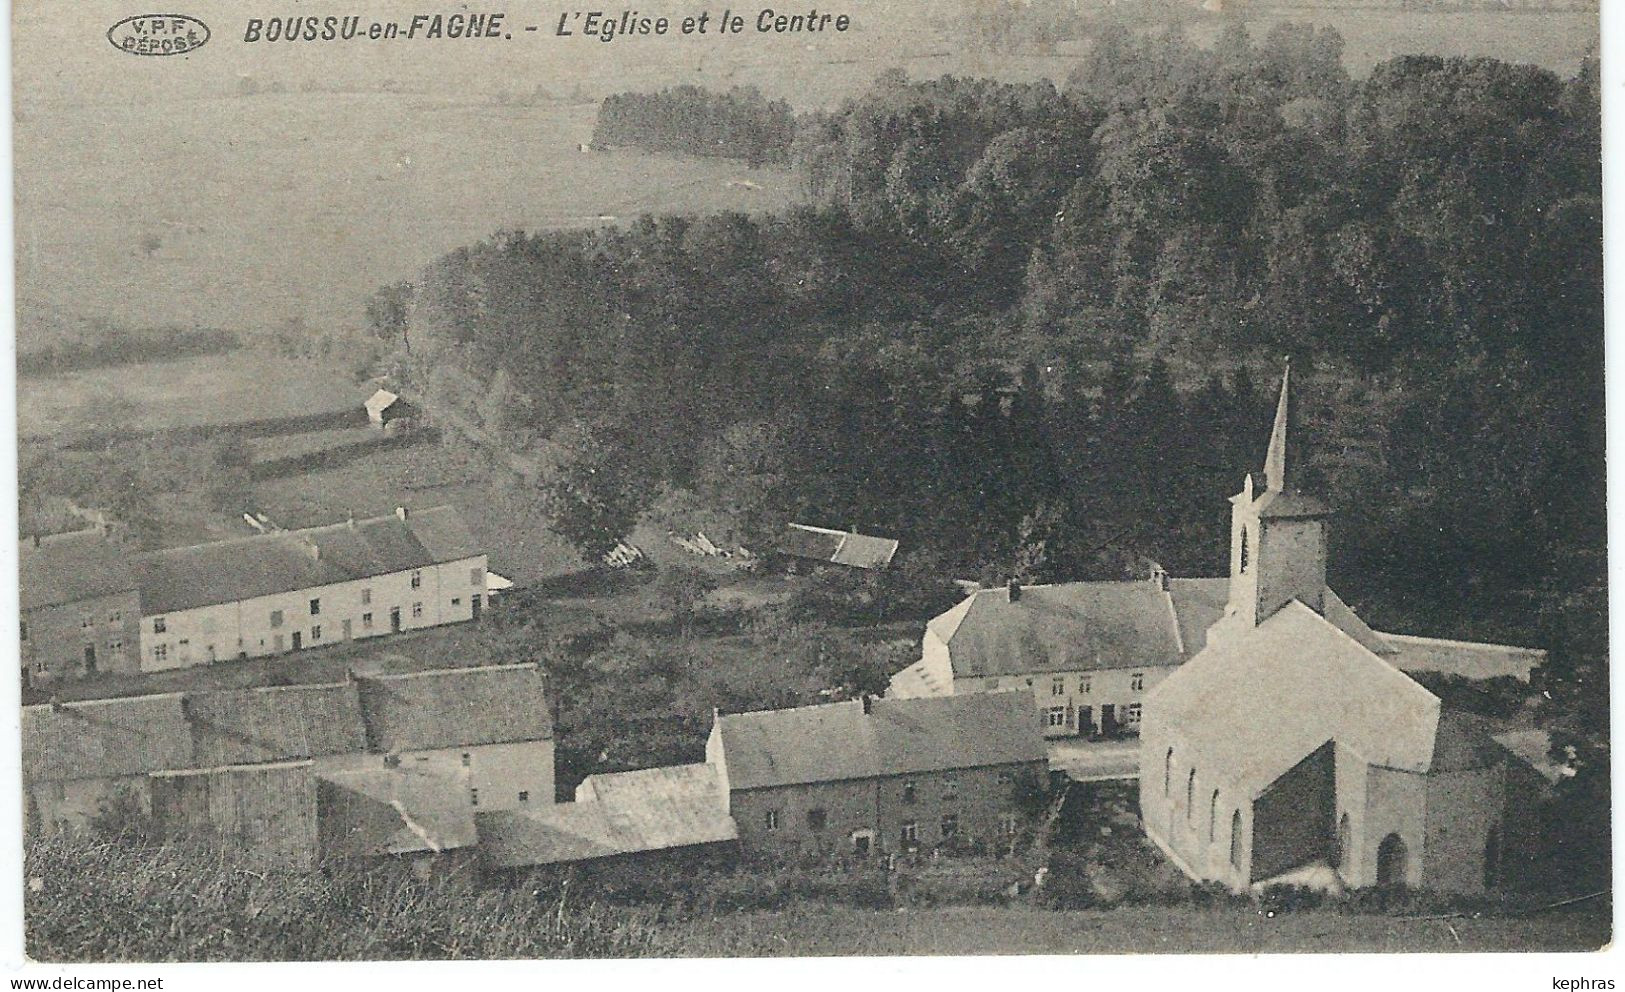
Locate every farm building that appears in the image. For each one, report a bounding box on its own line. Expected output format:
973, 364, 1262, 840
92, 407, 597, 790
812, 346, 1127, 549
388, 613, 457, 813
364, 388, 411, 428
707, 691, 1048, 858
20, 530, 144, 685
478, 763, 737, 870
129, 505, 487, 671
22, 662, 554, 870
774, 523, 899, 570
1140, 367, 1548, 895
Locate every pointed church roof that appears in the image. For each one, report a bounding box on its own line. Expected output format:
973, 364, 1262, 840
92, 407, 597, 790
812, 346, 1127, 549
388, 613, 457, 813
1256, 363, 1327, 519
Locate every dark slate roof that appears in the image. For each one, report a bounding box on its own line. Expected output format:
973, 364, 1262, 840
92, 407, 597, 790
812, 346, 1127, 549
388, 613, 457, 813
716, 691, 1046, 791
22, 694, 193, 782
187, 682, 368, 767
479, 763, 737, 868
19, 531, 139, 611
928, 580, 1193, 678
777, 524, 845, 561
132, 506, 482, 614
354, 663, 553, 753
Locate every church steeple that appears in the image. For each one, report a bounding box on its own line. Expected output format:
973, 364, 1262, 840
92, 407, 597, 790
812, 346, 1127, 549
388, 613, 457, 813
1223, 362, 1330, 631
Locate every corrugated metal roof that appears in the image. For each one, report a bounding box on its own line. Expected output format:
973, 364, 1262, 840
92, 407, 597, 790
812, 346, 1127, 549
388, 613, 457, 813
478, 763, 736, 868
355, 663, 552, 753
187, 682, 368, 767
1146, 602, 1443, 800
19, 531, 139, 611
132, 506, 481, 615
22, 694, 193, 782
716, 691, 1046, 791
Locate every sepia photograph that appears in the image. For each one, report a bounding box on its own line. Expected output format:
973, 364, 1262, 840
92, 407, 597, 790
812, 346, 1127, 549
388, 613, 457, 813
7, 0, 1611, 968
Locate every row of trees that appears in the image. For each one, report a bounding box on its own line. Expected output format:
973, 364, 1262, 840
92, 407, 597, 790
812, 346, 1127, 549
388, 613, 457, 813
592, 85, 798, 166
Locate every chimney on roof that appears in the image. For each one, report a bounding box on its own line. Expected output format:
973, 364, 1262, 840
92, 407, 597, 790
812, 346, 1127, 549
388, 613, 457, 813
861, 694, 873, 715
1007, 578, 1022, 603
396, 506, 409, 521
1148, 562, 1169, 592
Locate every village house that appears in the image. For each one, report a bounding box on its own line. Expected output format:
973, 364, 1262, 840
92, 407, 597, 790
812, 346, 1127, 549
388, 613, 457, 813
1140, 367, 1548, 895
19, 530, 144, 686
129, 505, 487, 671
886, 574, 1230, 739
364, 388, 411, 428
707, 691, 1048, 858
22, 662, 554, 870
774, 523, 899, 571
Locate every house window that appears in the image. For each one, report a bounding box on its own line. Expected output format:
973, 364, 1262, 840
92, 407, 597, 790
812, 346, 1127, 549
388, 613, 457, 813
999, 813, 1020, 837
270, 610, 284, 628
107, 639, 122, 654
900, 821, 919, 847
519, 791, 530, 803
807, 809, 827, 831
941, 812, 959, 838
471, 789, 480, 807
311, 625, 322, 642
764, 810, 780, 831
411, 602, 423, 619
452, 598, 462, 608
310, 598, 321, 616
1131, 672, 1145, 692
411, 571, 423, 589
153, 645, 169, 662
461, 753, 471, 767
1126, 703, 1142, 725
902, 780, 917, 804
153, 617, 167, 634
1051, 678, 1065, 696
33, 660, 47, 675
1080, 677, 1091, 695
1046, 706, 1066, 728
471, 566, 484, 586
108, 611, 122, 625
362, 613, 374, 630
361, 588, 372, 606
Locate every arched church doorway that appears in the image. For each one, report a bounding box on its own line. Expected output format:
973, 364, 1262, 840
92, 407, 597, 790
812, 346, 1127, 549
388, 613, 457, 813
1376, 833, 1408, 888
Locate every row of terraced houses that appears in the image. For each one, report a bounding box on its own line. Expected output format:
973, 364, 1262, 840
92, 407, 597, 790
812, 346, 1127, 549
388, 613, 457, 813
20, 506, 487, 686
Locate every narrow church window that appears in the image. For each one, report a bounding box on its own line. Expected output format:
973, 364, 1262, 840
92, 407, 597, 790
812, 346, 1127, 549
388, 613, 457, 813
1239, 528, 1250, 574
1229, 810, 1243, 869
1164, 748, 1174, 797
1186, 769, 1196, 823
1209, 790, 1219, 842
1337, 813, 1351, 873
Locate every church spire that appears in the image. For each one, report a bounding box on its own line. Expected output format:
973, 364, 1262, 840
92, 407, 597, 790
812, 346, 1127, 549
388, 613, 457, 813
1263, 361, 1292, 494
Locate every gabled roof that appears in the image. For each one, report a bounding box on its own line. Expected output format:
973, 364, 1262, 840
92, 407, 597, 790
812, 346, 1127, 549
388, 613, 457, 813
364, 389, 399, 414
187, 682, 368, 767
131, 506, 482, 614
1147, 601, 1443, 800
778, 524, 898, 569
1379, 632, 1545, 682
715, 691, 1046, 791
885, 657, 951, 700
354, 663, 552, 753
479, 763, 737, 868
927, 579, 1228, 679
19, 531, 139, 611
318, 765, 477, 857
22, 694, 194, 782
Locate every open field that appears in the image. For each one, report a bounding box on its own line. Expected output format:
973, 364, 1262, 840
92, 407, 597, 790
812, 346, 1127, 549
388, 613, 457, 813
16, 351, 359, 441
664, 901, 1610, 955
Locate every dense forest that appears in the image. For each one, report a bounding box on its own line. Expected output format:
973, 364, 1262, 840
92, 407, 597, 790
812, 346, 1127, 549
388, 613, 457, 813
370, 22, 1603, 789
592, 86, 798, 165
